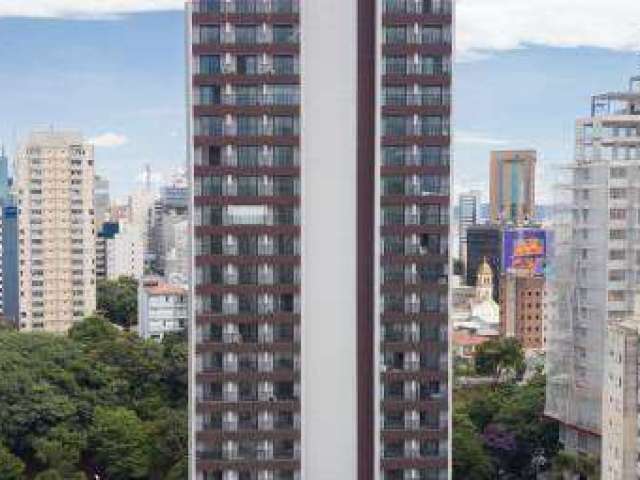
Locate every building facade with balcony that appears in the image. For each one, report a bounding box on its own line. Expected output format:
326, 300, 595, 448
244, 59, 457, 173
138, 277, 188, 341
187, 1, 452, 479
15, 130, 96, 332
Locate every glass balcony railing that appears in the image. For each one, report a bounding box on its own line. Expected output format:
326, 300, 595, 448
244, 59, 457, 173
382, 0, 453, 15
192, 0, 299, 14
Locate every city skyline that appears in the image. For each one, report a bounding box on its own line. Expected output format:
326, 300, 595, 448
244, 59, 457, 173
0, 4, 639, 200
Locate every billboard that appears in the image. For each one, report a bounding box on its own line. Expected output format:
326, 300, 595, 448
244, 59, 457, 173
503, 228, 548, 275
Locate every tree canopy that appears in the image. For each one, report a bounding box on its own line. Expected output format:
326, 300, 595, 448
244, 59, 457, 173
0, 316, 186, 479
474, 337, 526, 382
96, 276, 139, 329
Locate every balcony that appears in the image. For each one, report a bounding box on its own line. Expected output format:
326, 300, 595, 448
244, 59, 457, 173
382, 61, 451, 76
382, 0, 453, 15
383, 92, 450, 107
191, 0, 299, 14
197, 93, 300, 107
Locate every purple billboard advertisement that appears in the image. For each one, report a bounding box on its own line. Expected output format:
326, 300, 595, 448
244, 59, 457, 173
503, 228, 548, 275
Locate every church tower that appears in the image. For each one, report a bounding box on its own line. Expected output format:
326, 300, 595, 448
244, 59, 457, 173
475, 257, 494, 301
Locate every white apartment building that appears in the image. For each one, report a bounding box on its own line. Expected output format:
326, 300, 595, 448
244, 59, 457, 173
601, 318, 639, 480
138, 278, 187, 340
106, 222, 144, 280
16, 130, 96, 332
546, 76, 640, 459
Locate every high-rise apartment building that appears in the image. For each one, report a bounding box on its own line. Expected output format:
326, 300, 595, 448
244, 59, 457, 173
105, 222, 144, 280
546, 77, 640, 458
2, 201, 19, 325
490, 150, 536, 225
187, 1, 453, 479
16, 130, 96, 332
94, 175, 111, 228
457, 190, 480, 265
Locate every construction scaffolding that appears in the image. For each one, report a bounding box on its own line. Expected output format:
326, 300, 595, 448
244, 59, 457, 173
545, 78, 640, 457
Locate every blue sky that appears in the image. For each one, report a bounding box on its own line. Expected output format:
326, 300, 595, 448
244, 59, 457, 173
0, 12, 186, 199
0, 1, 638, 200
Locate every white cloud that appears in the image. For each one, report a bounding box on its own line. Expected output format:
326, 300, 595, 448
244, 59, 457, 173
89, 133, 129, 148
455, 131, 510, 146
457, 0, 640, 59
0, 0, 182, 18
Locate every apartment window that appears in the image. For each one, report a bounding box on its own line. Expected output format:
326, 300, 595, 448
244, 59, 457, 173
196, 116, 224, 136
422, 116, 448, 136
609, 250, 626, 261
237, 116, 263, 136
199, 25, 221, 44
383, 116, 411, 136
609, 209, 627, 221
268, 84, 299, 105
420, 146, 449, 166
608, 291, 625, 302
384, 55, 408, 75
610, 188, 627, 200
237, 177, 259, 196
273, 116, 297, 136
234, 85, 260, 106
420, 175, 449, 195
382, 206, 404, 226
237, 146, 261, 167
273, 55, 296, 75
421, 55, 449, 75
383, 85, 407, 106
382, 176, 405, 195
235, 0, 258, 13
384, 26, 408, 44
383, 146, 409, 166
237, 55, 259, 75
422, 25, 444, 44
197, 145, 222, 166
273, 24, 296, 44
608, 270, 626, 282
273, 177, 297, 196
235, 25, 258, 44
198, 85, 221, 105
273, 146, 296, 166
610, 167, 627, 179
195, 176, 223, 196
609, 229, 626, 240
199, 55, 221, 75
197, 0, 222, 13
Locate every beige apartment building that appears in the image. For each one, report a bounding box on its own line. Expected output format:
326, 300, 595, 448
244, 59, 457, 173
16, 130, 96, 332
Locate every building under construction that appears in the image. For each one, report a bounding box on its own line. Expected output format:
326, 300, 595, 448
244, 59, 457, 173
545, 77, 640, 464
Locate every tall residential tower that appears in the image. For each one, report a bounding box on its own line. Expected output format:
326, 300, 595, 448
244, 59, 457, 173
188, 1, 453, 479
16, 130, 96, 332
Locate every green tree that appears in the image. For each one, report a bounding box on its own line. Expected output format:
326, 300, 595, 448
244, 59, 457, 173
88, 406, 151, 480
0, 444, 25, 480
551, 451, 600, 480
96, 277, 138, 328
68, 315, 119, 345
453, 412, 493, 480
33, 470, 63, 480
475, 337, 526, 382
149, 409, 188, 477
33, 426, 87, 476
